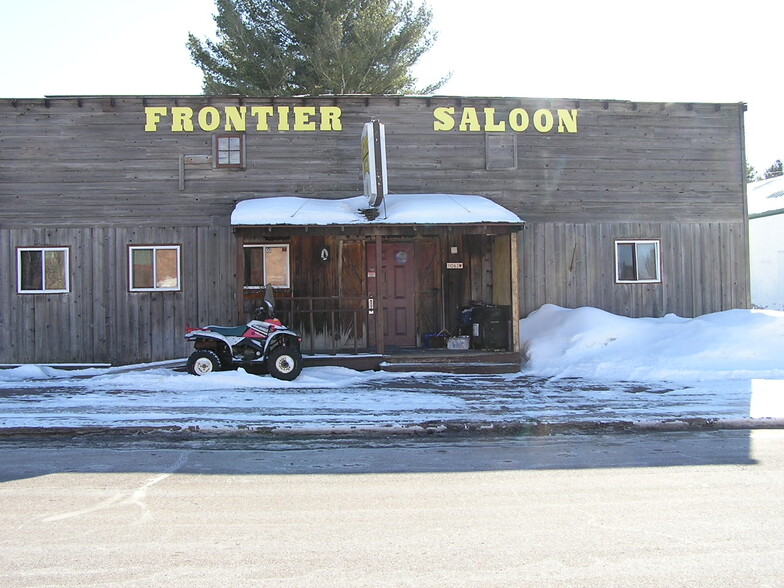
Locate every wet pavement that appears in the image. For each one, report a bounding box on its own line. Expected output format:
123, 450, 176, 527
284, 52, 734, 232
1, 369, 782, 436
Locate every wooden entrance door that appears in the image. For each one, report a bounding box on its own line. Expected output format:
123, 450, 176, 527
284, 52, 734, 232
367, 242, 416, 347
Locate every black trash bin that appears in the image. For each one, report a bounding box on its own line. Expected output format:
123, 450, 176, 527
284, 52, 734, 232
470, 304, 511, 350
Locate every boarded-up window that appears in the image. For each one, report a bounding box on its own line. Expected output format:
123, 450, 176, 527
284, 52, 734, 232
615, 240, 661, 283
129, 245, 181, 291
17, 247, 69, 293
244, 244, 290, 288
486, 132, 517, 170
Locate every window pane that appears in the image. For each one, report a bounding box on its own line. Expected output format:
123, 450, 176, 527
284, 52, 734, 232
44, 249, 66, 290
636, 243, 659, 281
244, 247, 265, 287
155, 248, 179, 289
616, 244, 636, 281
216, 135, 242, 167
264, 246, 289, 287
132, 249, 154, 289
20, 250, 43, 291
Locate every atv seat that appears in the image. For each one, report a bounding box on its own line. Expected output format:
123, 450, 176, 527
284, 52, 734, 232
205, 325, 248, 337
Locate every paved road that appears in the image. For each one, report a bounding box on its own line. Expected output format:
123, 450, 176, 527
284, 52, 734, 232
2, 430, 783, 586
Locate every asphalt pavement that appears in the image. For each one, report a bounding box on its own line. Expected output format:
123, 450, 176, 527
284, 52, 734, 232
3, 430, 784, 587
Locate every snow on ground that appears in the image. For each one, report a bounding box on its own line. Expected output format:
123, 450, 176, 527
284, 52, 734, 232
1, 305, 783, 430
519, 304, 784, 382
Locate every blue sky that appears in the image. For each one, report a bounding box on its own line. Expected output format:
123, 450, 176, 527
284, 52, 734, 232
1, 0, 780, 170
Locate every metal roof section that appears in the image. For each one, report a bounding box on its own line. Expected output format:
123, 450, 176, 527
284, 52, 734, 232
748, 176, 784, 218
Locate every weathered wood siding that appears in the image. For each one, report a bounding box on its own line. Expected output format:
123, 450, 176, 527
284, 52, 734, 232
1, 96, 746, 226
0, 95, 749, 364
519, 221, 749, 318
0, 226, 235, 364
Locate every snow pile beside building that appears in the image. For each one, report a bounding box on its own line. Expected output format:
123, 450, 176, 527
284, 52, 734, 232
520, 304, 784, 382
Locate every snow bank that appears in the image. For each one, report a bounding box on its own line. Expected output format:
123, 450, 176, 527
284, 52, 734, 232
0, 364, 396, 391
0, 365, 108, 380
520, 304, 784, 382
3, 305, 784, 391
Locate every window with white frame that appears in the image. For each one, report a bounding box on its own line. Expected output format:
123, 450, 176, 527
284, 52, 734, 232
615, 240, 661, 283
129, 245, 181, 291
17, 247, 70, 293
243, 244, 290, 289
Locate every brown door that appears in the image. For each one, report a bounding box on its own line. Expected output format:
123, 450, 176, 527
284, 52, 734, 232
367, 242, 416, 347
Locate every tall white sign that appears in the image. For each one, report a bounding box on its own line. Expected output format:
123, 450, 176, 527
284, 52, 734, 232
361, 120, 388, 207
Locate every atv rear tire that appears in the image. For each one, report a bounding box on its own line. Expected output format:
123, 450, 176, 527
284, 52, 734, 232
187, 350, 222, 376
267, 346, 303, 381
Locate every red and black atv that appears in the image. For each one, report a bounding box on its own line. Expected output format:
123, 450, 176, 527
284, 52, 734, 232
184, 287, 303, 381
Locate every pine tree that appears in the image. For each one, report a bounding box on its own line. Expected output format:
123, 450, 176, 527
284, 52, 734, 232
747, 163, 760, 183
187, 0, 448, 95
764, 159, 783, 179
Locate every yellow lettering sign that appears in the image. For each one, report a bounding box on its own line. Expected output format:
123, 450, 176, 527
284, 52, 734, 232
433, 107, 456, 131
277, 106, 290, 131
144, 107, 167, 132
294, 106, 316, 131
509, 108, 529, 132
251, 106, 274, 131
320, 106, 342, 131
533, 109, 554, 132
144, 105, 344, 132
224, 106, 246, 131
483, 108, 506, 132
197, 106, 221, 131
459, 107, 481, 132
433, 106, 578, 134
557, 109, 578, 133
171, 107, 194, 132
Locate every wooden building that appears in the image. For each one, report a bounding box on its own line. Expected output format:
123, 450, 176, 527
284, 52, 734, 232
0, 95, 750, 366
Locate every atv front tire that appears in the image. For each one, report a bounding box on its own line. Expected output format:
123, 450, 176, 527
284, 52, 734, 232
187, 350, 222, 376
267, 346, 303, 381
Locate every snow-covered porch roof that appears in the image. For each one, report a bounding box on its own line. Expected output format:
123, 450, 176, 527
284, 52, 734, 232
230, 194, 524, 228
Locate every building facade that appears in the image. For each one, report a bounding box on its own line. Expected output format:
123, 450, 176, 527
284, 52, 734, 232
748, 176, 784, 310
0, 95, 749, 365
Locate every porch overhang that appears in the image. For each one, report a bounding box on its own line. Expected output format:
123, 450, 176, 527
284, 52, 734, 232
230, 194, 524, 232
231, 194, 525, 357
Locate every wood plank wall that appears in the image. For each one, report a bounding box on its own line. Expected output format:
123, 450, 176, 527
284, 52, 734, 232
0, 226, 235, 364
518, 221, 749, 318
0, 95, 749, 363
0, 96, 746, 227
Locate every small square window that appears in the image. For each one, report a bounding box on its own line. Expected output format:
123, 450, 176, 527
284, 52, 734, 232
17, 247, 70, 293
615, 240, 661, 283
244, 244, 290, 289
129, 245, 181, 291
215, 134, 245, 168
